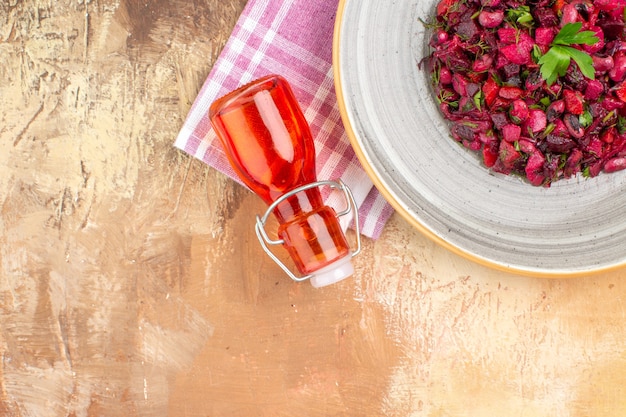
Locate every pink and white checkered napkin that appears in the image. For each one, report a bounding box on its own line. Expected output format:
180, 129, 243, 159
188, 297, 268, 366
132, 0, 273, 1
174, 0, 394, 239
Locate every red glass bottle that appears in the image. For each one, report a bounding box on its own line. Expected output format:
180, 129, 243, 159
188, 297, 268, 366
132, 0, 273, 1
209, 75, 358, 287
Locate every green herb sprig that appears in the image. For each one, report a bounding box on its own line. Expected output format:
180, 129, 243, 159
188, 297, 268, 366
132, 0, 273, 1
538, 22, 599, 85
507, 6, 534, 28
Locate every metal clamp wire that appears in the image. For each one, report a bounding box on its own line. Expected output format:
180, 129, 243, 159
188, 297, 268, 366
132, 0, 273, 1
254, 179, 361, 282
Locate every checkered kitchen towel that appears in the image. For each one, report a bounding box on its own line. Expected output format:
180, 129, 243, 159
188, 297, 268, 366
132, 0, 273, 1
174, 0, 394, 239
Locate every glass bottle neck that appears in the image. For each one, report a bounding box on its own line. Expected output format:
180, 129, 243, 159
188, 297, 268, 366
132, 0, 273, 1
272, 187, 324, 224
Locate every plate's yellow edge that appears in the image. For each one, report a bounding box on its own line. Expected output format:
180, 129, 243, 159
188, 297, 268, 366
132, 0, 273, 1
332, 0, 621, 278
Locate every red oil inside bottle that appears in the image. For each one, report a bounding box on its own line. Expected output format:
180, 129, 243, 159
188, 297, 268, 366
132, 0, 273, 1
209, 75, 354, 286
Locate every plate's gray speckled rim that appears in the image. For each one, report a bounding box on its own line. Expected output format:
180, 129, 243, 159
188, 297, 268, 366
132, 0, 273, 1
333, 0, 626, 277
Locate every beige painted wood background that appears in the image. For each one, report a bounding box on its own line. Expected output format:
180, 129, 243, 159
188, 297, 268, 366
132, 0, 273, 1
1, 1, 625, 416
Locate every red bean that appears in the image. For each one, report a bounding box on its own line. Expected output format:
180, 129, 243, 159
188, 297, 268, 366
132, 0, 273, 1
498, 86, 523, 100
524, 109, 547, 134
478, 10, 504, 28
603, 157, 626, 173
609, 52, 626, 82
592, 54, 614, 73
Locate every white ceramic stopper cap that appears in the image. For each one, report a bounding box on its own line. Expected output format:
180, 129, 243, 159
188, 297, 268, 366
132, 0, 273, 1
309, 256, 354, 288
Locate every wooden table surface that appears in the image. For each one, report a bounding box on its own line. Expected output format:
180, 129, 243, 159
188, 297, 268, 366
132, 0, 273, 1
1, 1, 626, 416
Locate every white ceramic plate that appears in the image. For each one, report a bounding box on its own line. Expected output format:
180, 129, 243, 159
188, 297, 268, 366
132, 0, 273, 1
333, 0, 626, 276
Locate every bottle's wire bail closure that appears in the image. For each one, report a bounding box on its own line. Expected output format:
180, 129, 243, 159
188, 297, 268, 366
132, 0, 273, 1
254, 180, 361, 282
